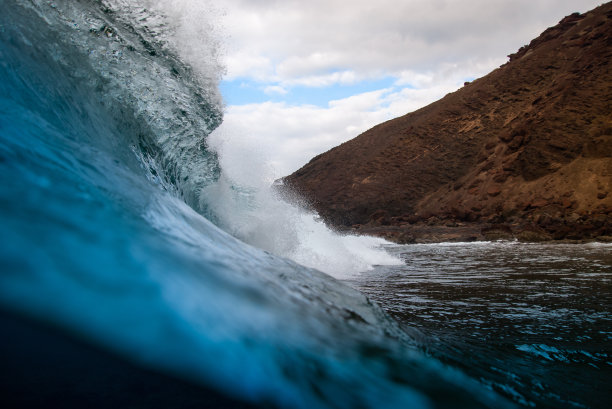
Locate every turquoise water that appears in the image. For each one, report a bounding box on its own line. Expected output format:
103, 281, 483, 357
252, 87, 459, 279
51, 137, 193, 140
0, 1, 609, 409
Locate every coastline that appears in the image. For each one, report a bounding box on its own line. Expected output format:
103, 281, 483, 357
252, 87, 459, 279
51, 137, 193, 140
348, 222, 612, 244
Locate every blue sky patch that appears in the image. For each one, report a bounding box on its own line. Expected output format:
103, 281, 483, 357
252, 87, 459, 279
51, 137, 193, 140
220, 76, 397, 107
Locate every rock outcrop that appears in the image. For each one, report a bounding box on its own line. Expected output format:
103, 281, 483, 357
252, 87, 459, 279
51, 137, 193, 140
284, 3, 612, 243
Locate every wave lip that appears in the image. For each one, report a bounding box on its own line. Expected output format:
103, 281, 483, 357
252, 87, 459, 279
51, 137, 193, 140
12, 0, 224, 212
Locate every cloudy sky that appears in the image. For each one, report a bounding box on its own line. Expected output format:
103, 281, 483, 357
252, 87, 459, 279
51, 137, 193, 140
201, 0, 603, 180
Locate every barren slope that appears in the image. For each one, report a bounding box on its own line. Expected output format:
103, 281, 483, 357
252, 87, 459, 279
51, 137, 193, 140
284, 3, 612, 242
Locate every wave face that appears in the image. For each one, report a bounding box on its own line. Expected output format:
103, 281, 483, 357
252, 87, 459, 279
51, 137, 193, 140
0, 1, 511, 408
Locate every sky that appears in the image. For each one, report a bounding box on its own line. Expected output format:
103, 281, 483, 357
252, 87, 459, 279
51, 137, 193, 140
194, 0, 604, 180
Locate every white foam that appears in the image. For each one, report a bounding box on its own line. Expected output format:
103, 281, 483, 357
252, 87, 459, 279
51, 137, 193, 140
143, 0, 225, 93
202, 121, 401, 279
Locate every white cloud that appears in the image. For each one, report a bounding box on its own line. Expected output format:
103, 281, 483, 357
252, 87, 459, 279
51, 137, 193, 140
282, 70, 360, 88
225, 51, 275, 81
210, 100, 381, 182
154, 0, 602, 90
263, 85, 288, 95
217, 0, 603, 84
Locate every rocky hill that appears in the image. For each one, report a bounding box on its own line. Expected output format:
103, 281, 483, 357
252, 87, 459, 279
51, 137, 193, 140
284, 3, 612, 243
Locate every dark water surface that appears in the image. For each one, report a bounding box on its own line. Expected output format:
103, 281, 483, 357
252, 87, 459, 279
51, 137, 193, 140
346, 241, 612, 409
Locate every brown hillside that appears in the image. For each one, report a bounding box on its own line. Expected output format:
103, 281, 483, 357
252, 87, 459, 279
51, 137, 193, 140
284, 3, 612, 243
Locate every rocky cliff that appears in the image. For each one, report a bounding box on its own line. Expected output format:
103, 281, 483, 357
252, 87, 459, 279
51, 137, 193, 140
284, 3, 612, 243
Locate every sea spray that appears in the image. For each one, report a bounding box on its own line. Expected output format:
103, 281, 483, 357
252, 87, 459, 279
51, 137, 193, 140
204, 121, 402, 278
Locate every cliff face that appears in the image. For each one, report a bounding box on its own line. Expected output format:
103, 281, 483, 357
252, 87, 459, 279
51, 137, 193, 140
284, 3, 612, 243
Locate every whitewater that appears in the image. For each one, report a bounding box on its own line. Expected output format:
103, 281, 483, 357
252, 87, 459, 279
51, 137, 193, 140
1, 1, 609, 409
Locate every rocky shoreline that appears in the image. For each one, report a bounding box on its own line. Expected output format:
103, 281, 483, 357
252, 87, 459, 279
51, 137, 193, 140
348, 198, 612, 244
349, 221, 612, 245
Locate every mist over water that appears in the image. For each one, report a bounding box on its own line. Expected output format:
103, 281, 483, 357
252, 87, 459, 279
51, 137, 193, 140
203, 121, 402, 278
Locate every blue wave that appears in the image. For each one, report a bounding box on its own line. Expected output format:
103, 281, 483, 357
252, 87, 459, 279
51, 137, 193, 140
0, 1, 512, 408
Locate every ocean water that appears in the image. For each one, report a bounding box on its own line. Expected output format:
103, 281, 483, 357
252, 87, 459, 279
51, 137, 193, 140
347, 242, 612, 409
0, 1, 609, 409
